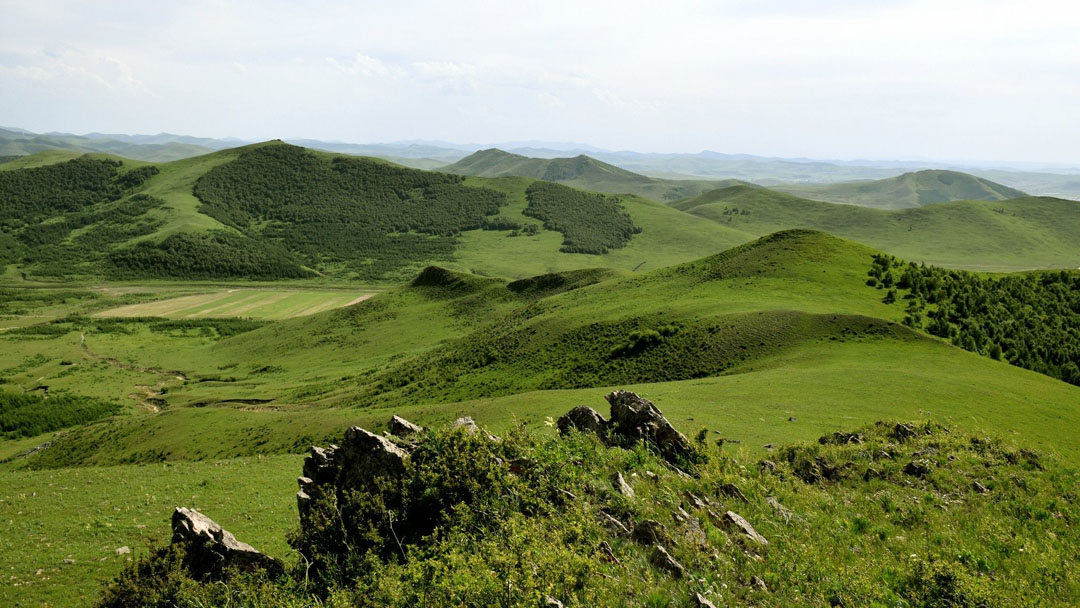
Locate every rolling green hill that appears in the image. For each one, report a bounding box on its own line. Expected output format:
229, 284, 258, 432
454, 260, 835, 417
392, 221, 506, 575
676, 184, 1080, 271
0, 143, 749, 282
0, 127, 214, 162
774, 169, 1028, 209
444, 148, 740, 201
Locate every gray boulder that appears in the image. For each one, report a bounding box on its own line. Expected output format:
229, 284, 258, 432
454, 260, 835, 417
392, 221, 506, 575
650, 545, 684, 577
389, 415, 423, 438
557, 405, 607, 435
605, 390, 692, 464
171, 507, 283, 578
722, 510, 768, 547
338, 426, 409, 493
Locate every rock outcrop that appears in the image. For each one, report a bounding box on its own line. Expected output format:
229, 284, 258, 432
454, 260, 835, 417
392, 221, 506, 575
722, 510, 768, 547
389, 415, 423, 438
556, 391, 693, 466
171, 507, 283, 578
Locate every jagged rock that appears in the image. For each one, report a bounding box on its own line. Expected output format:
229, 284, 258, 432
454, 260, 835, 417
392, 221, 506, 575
972, 481, 990, 494
788, 416, 797, 422
693, 592, 717, 608
613, 471, 635, 498
683, 490, 706, 509
766, 496, 792, 520
719, 482, 748, 503
388, 415, 423, 437
633, 519, 671, 546
557, 405, 607, 435
598, 511, 631, 536
544, 595, 564, 607
296, 476, 317, 523
302, 445, 338, 485
171, 507, 283, 578
598, 540, 621, 566
893, 423, 918, 442
904, 459, 932, 478
750, 575, 768, 592
820, 432, 864, 445
452, 416, 500, 441
605, 391, 691, 464
722, 510, 768, 546
759, 459, 778, 474
650, 545, 684, 577
763, 443, 775, 451
337, 427, 409, 493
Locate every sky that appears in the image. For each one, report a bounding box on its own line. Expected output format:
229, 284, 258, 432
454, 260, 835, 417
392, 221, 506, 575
1, 0, 1079, 163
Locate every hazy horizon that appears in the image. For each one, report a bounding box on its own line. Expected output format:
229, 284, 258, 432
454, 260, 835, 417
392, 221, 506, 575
3, 1, 1079, 164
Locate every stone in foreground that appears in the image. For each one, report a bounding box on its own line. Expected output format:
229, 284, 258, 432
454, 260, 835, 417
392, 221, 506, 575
171, 507, 283, 578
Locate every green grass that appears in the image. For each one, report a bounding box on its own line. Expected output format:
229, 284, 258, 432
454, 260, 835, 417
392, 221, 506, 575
0, 454, 300, 608
677, 185, 1080, 271
774, 169, 1027, 209
94, 289, 374, 320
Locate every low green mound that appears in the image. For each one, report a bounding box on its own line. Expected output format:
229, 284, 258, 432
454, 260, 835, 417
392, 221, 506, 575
676, 185, 1080, 271
524, 181, 641, 254
97, 414, 1080, 607
775, 170, 1027, 209
506, 268, 621, 297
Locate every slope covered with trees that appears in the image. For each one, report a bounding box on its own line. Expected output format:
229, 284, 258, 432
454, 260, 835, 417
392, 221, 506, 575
192, 144, 508, 279
869, 254, 1080, 386
523, 181, 641, 254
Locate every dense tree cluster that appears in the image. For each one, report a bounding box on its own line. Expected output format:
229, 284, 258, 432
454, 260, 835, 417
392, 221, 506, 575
0, 390, 121, 439
106, 231, 314, 280
193, 144, 507, 278
523, 181, 640, 254
0, 159, 163, 276
868, 254, 1080, 386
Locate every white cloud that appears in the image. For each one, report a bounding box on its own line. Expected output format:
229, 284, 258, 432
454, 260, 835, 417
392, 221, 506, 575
0, 0, 1077, 162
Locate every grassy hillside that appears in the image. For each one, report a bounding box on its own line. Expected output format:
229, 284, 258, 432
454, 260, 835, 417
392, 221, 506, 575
2, 231, 1079, 606
677, 185, 1080, 271
0, 144, 751, 282
6, 231, 1078, 472
774, 169, 1027, 209
444, 148, 739, 201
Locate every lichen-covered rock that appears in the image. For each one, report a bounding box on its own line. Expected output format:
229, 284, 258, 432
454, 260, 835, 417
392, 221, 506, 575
557, 405, 607, 435
171, 507, 283, 578
338, 426, 409, 493
722, 510, 768, 546
605, 390, 692, 464
389, 415, 423, 438
650, 545, 684, 577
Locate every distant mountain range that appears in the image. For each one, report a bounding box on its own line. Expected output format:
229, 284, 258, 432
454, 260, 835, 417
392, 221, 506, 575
2, 127, 1078, 199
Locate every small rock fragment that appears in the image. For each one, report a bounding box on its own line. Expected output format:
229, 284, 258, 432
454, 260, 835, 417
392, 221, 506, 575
719, 482, 748, 503
693, 592, 717, 608
544, 595, 564, 607
599, 512, 631, 536
633, 519, 672, 546
388, 415, 423, 437
613, 471, 635, 498
651, 545, 684, 577
598, 541, 621, 566
115, 546, 130, 555
904, 460, 932, 478
750, 575, 768, 592
972, 481, 990, 494
722, 510, 768, 546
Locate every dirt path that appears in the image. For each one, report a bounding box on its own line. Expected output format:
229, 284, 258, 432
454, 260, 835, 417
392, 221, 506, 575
80, 333, 188, 412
